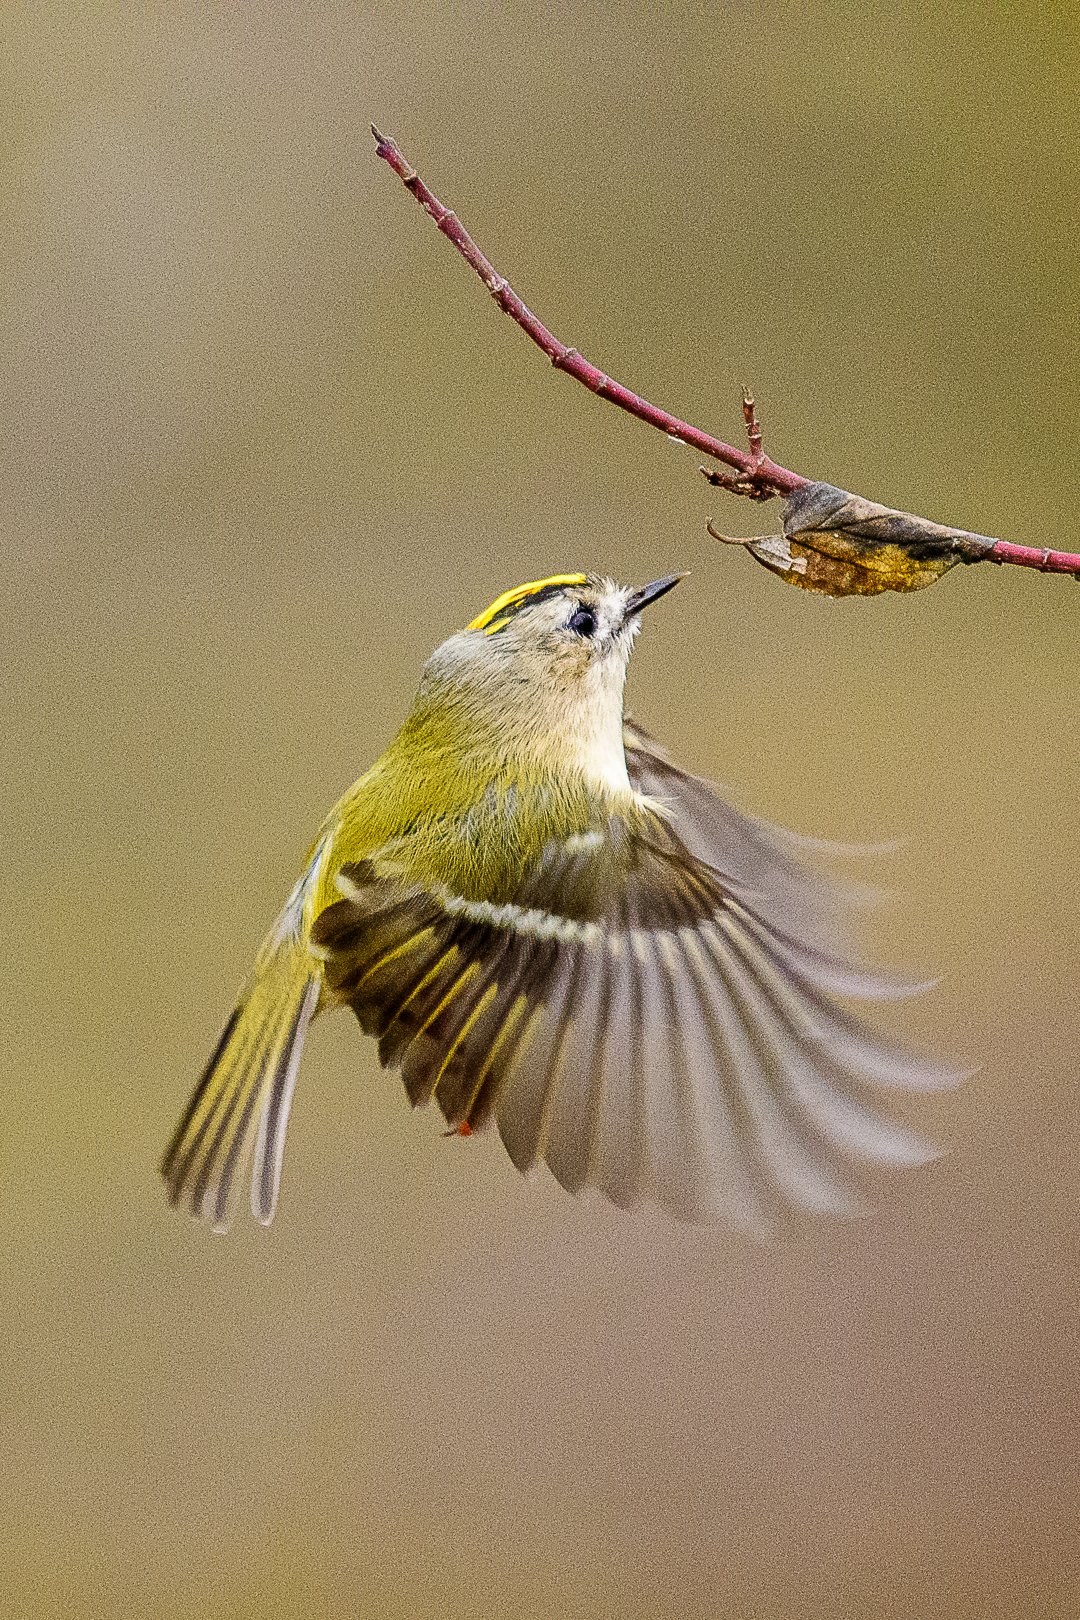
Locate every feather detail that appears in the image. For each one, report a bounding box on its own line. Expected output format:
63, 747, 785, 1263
160, 956, 319, 1231
311, 731, 953, 1231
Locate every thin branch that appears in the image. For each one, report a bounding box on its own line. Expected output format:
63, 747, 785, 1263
371, 126, 1080, 584
979, 540, 1080, 577
371, 125, 801, 496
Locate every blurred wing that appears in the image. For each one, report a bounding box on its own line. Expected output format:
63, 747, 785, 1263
623, 718, 880, 965
313, 762, 954, 1235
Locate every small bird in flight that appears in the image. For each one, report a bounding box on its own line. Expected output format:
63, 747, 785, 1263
162, 572, 951, 1236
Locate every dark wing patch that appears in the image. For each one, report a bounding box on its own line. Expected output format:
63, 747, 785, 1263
312, 771, 954, 1234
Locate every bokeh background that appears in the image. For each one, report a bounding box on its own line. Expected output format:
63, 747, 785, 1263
3, 8, 1078, 1617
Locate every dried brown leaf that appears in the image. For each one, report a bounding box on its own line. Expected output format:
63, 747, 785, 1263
711, 482, 999, 597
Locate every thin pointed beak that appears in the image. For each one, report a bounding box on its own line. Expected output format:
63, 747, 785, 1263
623, 573, 687, 620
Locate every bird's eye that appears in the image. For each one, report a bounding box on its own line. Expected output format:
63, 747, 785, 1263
567, 605, 597, 637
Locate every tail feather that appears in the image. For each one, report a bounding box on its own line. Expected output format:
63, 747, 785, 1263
251, 978, 320, 1224
161, 960, 320, 1231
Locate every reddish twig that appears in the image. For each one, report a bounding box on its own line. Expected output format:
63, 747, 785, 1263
371, 126, 1080, 581
981, 541, 1080, 577
371, 125, 801, 498
699, 390, 778, 501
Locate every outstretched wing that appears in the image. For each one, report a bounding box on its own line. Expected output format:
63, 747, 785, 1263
312, 737, 954, 1234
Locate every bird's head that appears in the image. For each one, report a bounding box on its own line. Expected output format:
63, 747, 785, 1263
408, 572, 684, 794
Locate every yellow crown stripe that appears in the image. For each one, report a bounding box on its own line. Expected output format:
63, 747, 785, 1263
468, 574, 587, 632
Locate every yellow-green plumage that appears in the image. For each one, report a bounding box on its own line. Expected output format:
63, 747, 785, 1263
162, 572, 954, 1235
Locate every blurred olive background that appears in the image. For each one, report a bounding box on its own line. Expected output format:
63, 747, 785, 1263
2, 7, 1078, 1618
